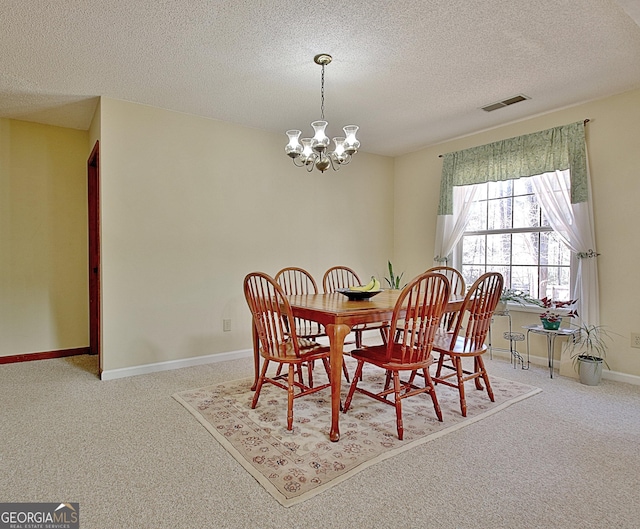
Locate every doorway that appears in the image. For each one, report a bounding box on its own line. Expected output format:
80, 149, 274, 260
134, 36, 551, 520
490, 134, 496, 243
87, 141, 101, 374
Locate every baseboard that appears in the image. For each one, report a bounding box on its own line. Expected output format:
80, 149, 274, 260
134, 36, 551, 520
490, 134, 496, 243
489, 347, 640, 386
100, 348, 253, 381
601, 369, 640, 385
100, 341, 640, 386
0, 347, 90, 364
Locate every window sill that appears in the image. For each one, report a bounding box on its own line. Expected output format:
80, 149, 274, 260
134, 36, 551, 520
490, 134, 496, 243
503, 302, 574, 317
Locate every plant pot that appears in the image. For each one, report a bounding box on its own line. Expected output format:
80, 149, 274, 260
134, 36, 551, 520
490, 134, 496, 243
577, 355, 603, 386
541, 318, 560, 330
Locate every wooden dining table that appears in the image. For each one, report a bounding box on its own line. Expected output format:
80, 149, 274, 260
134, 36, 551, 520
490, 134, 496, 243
251, 289, 464, 442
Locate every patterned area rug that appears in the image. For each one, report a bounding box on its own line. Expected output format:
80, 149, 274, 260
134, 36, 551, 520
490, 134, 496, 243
173, 360, 541, 507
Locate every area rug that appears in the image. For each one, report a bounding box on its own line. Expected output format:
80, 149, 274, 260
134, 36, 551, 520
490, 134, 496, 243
173, 361, 541, 507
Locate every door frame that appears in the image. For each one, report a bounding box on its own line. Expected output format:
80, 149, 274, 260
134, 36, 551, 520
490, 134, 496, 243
87, 140, 101, 374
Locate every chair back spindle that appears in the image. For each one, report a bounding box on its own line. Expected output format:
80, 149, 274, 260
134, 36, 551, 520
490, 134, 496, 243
427, 266, 466, 331
390, 272, 451, 365
322, 266, 361, 293
275, 267, 324, 339
244, 272, 301, 360
447, 272, 504, 353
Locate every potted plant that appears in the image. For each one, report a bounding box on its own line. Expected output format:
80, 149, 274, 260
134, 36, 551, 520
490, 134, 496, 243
497, 288, 541, 313
385, 261, 405, 290
538, 297, 578, 330
566, 323, 617, 386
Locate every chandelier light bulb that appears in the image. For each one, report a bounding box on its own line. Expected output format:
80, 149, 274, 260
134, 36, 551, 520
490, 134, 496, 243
311, 120, 330, 152
285, 130, 303, 158
300, 138, 314, 163
343, 125, 360, 155
332, 137, 346, 162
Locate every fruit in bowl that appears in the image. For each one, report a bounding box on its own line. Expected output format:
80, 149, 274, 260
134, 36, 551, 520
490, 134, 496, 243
337, 276, 382, 300
349, 276, 381, 292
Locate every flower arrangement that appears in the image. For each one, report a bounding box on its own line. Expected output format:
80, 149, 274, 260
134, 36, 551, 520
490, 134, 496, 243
539, 297, 578, 323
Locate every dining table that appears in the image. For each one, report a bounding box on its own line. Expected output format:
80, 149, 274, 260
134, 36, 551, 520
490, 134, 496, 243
251, 289, 464, 442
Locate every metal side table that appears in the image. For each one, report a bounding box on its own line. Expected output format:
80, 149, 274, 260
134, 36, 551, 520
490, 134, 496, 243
523, 325, 580, 378
489, 310, 529, 369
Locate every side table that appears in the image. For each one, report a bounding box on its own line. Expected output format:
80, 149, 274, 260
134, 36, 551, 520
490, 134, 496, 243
523, 325, 580, 378
489, 310, 528, 370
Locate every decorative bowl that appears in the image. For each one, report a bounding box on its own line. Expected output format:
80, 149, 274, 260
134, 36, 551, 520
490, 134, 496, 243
336, 288, 383, 301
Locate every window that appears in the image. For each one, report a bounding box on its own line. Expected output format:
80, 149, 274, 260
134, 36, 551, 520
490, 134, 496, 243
456, 176, 572, 301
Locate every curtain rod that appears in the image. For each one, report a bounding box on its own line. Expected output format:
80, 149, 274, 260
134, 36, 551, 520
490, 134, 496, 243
437, 119, 591, 158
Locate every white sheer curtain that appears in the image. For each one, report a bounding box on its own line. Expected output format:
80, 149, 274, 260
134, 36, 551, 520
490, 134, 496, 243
433, 184, 480, 267
531, 168, 600, 325
435, 122, 598, 323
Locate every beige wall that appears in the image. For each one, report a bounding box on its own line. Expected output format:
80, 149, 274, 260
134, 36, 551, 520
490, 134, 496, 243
394, 88, 640, 377
98, 98, 394, 371
0, 119, 89, 356
5, 88, 640, 380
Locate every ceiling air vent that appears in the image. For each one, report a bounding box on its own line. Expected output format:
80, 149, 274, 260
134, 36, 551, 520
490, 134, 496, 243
481, 94, 530, 112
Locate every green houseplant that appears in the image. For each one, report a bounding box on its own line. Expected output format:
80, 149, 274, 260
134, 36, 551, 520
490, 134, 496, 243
538, 296, 578, 330
496, 288, 541, 312
385, 261, 405, 290
565, 323, 616, 386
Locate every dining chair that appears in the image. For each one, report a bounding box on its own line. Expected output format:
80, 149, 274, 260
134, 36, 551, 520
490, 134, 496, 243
431, 271, 504, 417
243, 272, 332, 431
322, 265, 361, 294
426, 266, 466, 331
275, 267, 325, 339
276, 266, 350, 382
342, 271, 451, 440
322, 265, 389, 348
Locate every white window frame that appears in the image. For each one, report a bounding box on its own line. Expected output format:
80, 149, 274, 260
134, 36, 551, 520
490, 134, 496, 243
453, 179, 576, 302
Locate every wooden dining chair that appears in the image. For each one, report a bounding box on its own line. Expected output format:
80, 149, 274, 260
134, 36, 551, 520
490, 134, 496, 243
275, 267, 325, 340
427, 266, 466, 331
322, 265, 389, 348
243, 272, 332, 431
276, 266, 350, 382
431, 271, 504, 417
342, 271, 451, 440
322, 265, 361, 294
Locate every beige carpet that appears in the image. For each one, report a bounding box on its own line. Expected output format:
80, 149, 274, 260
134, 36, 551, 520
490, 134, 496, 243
174, 360, 541, 507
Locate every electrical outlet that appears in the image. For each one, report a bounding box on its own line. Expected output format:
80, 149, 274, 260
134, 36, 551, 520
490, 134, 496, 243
631, 332, 640, 349
223, 319, 231, 332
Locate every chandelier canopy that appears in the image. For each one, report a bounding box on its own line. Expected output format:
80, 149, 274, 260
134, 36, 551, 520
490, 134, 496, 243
285, 54, 360, 173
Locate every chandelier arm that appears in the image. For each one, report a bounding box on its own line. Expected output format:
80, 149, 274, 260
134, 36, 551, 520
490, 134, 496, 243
328, 154, 340, 172
306, 153, 318, 172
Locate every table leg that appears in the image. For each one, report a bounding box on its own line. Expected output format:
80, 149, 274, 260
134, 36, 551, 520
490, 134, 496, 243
325, 323, 351, 442
547, 335, 554, 378
251, 321, 260, 391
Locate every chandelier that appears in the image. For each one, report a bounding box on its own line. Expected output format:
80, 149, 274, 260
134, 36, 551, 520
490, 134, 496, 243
285, 54, 360, 173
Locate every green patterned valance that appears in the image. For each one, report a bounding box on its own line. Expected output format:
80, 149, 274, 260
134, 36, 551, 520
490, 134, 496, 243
438, 121, 587, 215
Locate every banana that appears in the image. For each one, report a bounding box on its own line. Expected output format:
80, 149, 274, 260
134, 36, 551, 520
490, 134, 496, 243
350, 276, 378, 292
372, 277, 381, 291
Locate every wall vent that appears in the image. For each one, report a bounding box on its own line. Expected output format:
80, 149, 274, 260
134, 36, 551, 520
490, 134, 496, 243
481, 94, 530, 112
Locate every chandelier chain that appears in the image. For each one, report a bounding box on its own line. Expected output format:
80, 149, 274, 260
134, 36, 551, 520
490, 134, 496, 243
320, 64, 325, 120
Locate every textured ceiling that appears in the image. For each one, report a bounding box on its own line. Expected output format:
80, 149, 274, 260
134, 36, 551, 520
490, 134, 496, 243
1, 0, 640, 157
